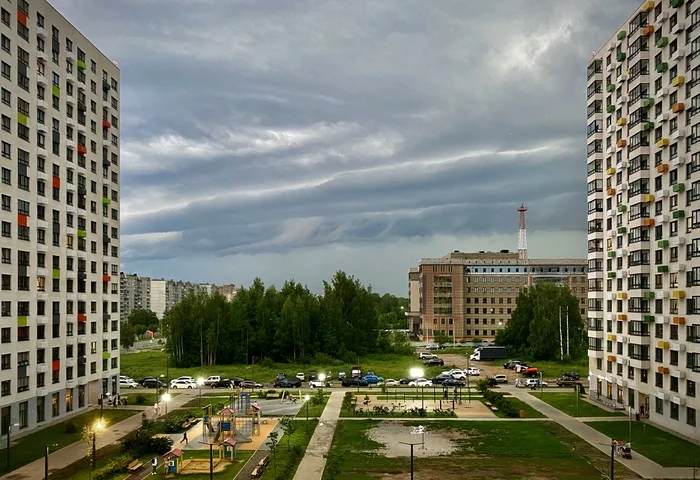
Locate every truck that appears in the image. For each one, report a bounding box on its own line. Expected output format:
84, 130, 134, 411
469, 346, 506, 361
351, 366, 362, 378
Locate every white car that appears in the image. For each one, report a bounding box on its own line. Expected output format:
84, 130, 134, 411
408, 378, 432, 387
492, 374, 508, 384
170, 376, 195, 386
309, 380, 325, 388
380, 379, 400, 387
119, 378, 138, 388
171, 380, 196, 389
525, 379, 548, 388
467, 367, 481, 376
296, 372, 306, 381
444, 369, 467, 380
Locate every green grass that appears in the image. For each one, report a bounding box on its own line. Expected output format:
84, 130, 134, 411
484, 358, 589, 379
120, 350, 448, 387
324, 420, 605, 479
479, 398, 545, 419
300, 393, 329, 418
530, 392, 624, 417
586, 420, 700, 467
0, 409, 136, 472
261, 419, 318, 480
119, 391, 180, 406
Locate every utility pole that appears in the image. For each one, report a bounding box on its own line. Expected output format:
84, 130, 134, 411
566, 304, 570, 358
558, 306, 564, 361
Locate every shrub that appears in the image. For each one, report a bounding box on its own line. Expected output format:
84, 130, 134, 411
471, 337, 483, 344
342, 392, 355, 413
92, 453, 133, 480
311, 389, 324, 406
121, 435, 173, 456
482, 386, 519, 418
259, 358, 275, 369
163, 409, 200, 433
134, 394, 148, 405
64, 422, 78, 434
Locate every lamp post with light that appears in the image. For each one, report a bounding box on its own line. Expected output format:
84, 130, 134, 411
162, 393, 171, 417
197, 378, 205, 408
5, 422, 19, 472
304, 395, 311, 432
91, 420, 105, 471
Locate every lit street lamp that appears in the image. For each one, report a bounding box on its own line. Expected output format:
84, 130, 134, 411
5, 422, 19, 471
197, 378, 205, 408
91, 420, 105, 471
162, 393, 171, 417
304, 394, 311, 432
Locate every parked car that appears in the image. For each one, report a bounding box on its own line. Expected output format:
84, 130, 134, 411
342, 377, 368, 387
408, 378, 432, 387
119, 378, 138, 388
171, 380, 196, 389
431, 374, 453, 385
563, 371, 580, 380
170, 376, 195, 386
309, 380, 326, 388
138, 377, 166, 388
556, 376, 578, 387
296, 372, 306, 381
442, 378, 466, 387
232, 377, 245, 386
399, 377, 417, 385
423, 358, 444, 366
503, 360, 524, 369
309, 370, 318, 380
203, 376, 221, 386
241, 380, 262, 388
380, 379, 400, 387
525, 378, 547, 388
274, 377, 301, 388
515, 364, 529, 373
466, 367, 481, 376
210, 379, 234, 389
338, 371, 347, 380
491, 374, 508, 384
523, 367, 539, 377
418, 352, 437, 360
363, 374, 384, 384
445, 369, 466, 380
426, 344, 441, 351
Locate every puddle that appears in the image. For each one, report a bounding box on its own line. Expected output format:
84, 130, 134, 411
366, 422, 457, 458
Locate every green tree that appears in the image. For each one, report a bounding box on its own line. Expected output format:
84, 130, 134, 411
433, 330, 451, 347
495, 283, 586, 361
120, 323, 136, 350
278, 415, 297, 450
128, 309, 158, 328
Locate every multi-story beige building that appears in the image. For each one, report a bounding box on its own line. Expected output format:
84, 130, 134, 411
408, 251, 587, 341
0, 0, 120, 435
119, 273, 150, 322
587, 0, 700, 438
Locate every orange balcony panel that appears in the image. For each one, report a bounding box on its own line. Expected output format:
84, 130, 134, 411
102, 120, 111, 129
607, 188, 616, 195
17, 214, 28, 227
77, 313, 87, 323
102, 274, 111, 283
52, 176, 60, 188
607, 355, 617, 362
657, 367, 670, 375
643, 219, 655, 227
617, 314, 628, 321
77, 144, 87, 156
17, 10, 27, 27
617, 139, 627, 148
642, 25, 655, 36
672, 316, 685, 325
672, 103, 685, 113
657, 164, 669, 173
51, 360, 60, 371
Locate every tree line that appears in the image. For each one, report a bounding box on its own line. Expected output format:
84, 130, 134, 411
156, 271, 409, 368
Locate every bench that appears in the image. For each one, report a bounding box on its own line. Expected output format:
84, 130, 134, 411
251, 456, 269, 478
127, 460, 143, 471
181, 417, 199, 429
266, 393, 281, 399
491, 407, 499, 412
485, 402, 493, 407
251, 467, 261, 478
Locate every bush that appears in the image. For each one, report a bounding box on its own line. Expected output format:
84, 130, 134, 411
64, 422, 78, 434
481, 386, 519, 418
135, 394, 148, 405
163, 409, 200, 433
311, 389, 325, 406
342, 392, 355, 413
471, 337, 483, 344
121, 435, 173, 456
92, 453, 133, 480
259, 358, 275, 369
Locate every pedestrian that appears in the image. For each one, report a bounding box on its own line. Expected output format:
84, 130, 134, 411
151, 457, 158, 475
154, 402, 159, 417
181, 431, 188, 445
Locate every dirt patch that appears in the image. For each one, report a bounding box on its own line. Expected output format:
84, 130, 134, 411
367, 423, 457, 458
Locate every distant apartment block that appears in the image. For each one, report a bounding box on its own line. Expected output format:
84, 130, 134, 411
119, 273, 150, 322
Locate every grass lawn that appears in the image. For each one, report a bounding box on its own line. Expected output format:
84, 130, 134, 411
323, 420, 611, 479
531, 392, 624, 417
260, 419, 318, 480
0, 409, 136, 472
479, 398, 545, 419
120, 350, 448, 387
300, 393, 329, 418
119, 391, 181, 406
484, 358, 589, 380
586, 420, 700, 467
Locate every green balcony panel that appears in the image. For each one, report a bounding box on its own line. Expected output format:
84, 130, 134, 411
617, 31, 626, 41
102, 351, 110, 360
618, 205, 627, 212
658, 265, 669, 273
617, 52, 627, 62
607, 104, 617, 113
673, 210, 685, 219
608, 251, 617, 258
17, 112, 27, 126
658, 240, 669, 248
607, 83, 616, 92
656, 62, 668, 73
617, 226, 627, 233
643, 98, 655, 108
671, 0, 685, 8
52, 85, 60, 98
17, 316, 27, 327
77, 229, 86, 238
643, 121, 655, 130
644, 291, 655, 299
52, 268, 60, 279
643, 315, 655, 323
77, 60, 86, 72
608, 272, 617, 278
102, 197, 111, 206
672, 183, 685, 192
656, 37, 669, 48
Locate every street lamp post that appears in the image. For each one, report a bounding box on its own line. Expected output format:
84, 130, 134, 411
5, 422, 19, 471
162, 393, 171, 417
400, 427, 424, 480
92, 420, 105, 471
197, 378, 205, 408
304, 395, 311, 433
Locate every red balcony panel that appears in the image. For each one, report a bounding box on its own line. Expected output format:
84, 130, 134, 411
102, 120, 111, 129
102, 274, 111, 283
77, 145, 87, 156
17, 214, 28, 227
52, 176, 60, 188
52, 360, 60, 371
17, 10, 27, 27
77, 313, 87, 323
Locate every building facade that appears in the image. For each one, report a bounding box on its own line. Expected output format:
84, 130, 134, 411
0, 0, 121, 436
408, 251, 587, 341
587, 0, 700, 438
119, 273, 150, 322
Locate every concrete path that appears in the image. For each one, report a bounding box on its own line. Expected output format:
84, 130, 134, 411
0, 390, 196, 480
291, 391, 343, 480
509, 388, 695, 479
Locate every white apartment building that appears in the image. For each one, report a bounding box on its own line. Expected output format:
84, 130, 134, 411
587, 0, 699, 439
0, 0, 120, 436
119, 272, 150, 322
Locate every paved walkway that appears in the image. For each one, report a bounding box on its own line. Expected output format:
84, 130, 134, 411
508, 388, 695, 479
0, 391, 196, 480
291, 391, 343, 480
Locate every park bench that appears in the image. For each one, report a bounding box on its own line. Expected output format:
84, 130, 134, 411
491, 407, 499, 412
251, 456, 269, 478
266, 392, 281, 399
485, 402, 492, 407
181, 417, 199, 429
127, 460, 144, 471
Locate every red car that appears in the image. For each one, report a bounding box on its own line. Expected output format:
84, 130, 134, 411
523, 367, 539, 377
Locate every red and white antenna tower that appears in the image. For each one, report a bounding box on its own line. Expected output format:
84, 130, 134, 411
517, 204, 528, 260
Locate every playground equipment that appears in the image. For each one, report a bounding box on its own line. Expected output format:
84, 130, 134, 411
163, 448, 184, 476
220, 437, 238, 461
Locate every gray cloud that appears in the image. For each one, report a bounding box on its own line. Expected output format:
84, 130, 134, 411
50, 0, 640, 291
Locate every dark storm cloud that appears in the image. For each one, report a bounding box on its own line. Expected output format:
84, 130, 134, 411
50, 0, 640, 274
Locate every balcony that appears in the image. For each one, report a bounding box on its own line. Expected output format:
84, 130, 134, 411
672, 103, 685, 113
617, 73, 627, 83
77, 144, 87, 156
671, 49, 685, 61
103, 235, 111, 244
643, 121, 654, 131
102, 197, 111, 206
77, 59, 86, 72
671, 22, 685, 35
671, 75, 685, 87
617, 52, 627, 62
643, 291, 655, 299
102, 120, 111, 130
77, 313, 87, 323
617, 117, 627, 127
672, 210, 685, 219
656, 62, 668, 73
642, 25, 655, 36
608, 188, 616, 195
617, 30, 626, 41
672, 290, 685, 299
672, 316, 685, 325
658, 367, 670, 375
607, 355, 617, 362
657, 265, 669, 273
643, 97, 655, 108
656, 138, 669, 148
103, 274, 111, 283
53, 268, 60, 279
608, 250, 617, 258
77, 229, 87, 238
656, 112, 669, 122
671, 129, 685, 140
617, 204, 627, 212
607, 104, 617, 113
670, 0, 684, 8
658, 240, 669, 248
617, 293, 628, 300
617, 139, 627, 148
608, 272, 617, 278
657, 163, 669, 173
672, 183, 685, 193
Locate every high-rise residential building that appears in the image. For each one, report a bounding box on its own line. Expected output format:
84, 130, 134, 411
407, 250, 588, 341
119, 273, 150, 322
0, 0, 121, 435
587, 0, 699, 438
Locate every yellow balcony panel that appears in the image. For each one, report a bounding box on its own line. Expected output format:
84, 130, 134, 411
617, 293, 627, 299
656, 138, 669, 148
672, 316, 686, 325
617, 139, 627, 148
643, 219, 655, 227
657, 341, 670, 349
606, 167, 616, 175
617, 117, 627, 126
608, 334, 617, 341
657, 164, 669, 173
642, 194, 655, 203
641, 0, 654, 11
607, 188, 616, 195
618, 314, 628, 321
607, 355, 617, 362
672, 102, 685, 113
671, 75, 685, 87
672, 290, 686, 299
657, 367, 670, 375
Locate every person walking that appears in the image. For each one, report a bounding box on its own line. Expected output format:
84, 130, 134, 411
151, 457, 158, 475
181, 431, 188, 445
154, 402, 159, 417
